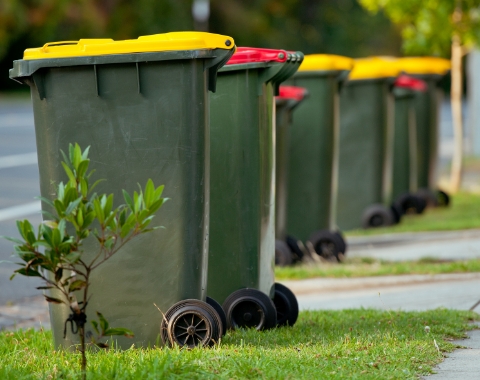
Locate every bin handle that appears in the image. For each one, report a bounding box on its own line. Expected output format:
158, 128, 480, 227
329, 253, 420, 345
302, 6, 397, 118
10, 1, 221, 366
41, 41, 79, 52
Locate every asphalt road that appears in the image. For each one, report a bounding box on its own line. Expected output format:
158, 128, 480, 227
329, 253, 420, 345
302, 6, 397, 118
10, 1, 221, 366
0, 96, 43, 304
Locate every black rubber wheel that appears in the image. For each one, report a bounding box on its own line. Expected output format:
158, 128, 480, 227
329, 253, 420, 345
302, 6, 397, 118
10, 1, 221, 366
394, 192, 426, 215
286, 235, 304, 262
416, 188, 438, 208
361, 204, 394, 229
333, 230, 347, 255
436, 189, 450, 207
308, 229, 343, 262
206, 296, 227, 336
222, 288, 277, 330
273, 283, 299, 327
160, 299, 223, 348
275, 239, 293, 267
390, 202, 403, 224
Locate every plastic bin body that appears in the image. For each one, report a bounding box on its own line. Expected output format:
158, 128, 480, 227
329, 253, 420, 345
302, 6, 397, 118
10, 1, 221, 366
412, 75, 444, 189
287, 73, 342, 240
391, 75, 428, 200
394, 58, 450, 191
337, 78, 395, 231
207, 49, 302, 305
392, 89, 417, 200
274, 87, 307, 240
9, 33, 235, 349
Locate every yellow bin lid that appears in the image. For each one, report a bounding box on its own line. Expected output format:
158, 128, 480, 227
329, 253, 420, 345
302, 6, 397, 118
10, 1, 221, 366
298, 54, 354, 72
395, 57, 451, 75
349, 57, 401, 80
23, 32, 235, 60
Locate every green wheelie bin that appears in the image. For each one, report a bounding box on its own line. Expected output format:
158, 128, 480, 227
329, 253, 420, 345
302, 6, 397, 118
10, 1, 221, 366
285, 54, 354, 261
208, 47, 302, 330
391, 74, 429, 214
337, 57, 401, 230
9, 32, 235, 349
395, 57, 451, 207
274, 86, 308, 267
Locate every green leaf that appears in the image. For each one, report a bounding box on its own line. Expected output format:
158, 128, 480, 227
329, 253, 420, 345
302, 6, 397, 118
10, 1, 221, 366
77, 160, 89, 179
81, 145, 91, 160
60, 149, 70, 167
14, 267, 42, 278
93, 198, 104, 224
54, 199, 65, 216
1, 236, 24, 245
69, 280, 87, 292
154, 184, 165, 199
96, 312, 109, 333
44, 295, 64, 304
122, 190, 134, 211
64, 251, 81, 264
89, 178, 104, 194
35, 196, 55, 208
91, 320, 100, 335
61, 161, 76, 184
73, 143, 82, 169
103, 328, 134, 338
65, 197, 83, 216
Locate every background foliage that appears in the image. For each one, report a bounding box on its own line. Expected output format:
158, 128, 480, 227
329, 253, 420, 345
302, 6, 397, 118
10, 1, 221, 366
0, 0, 401, 90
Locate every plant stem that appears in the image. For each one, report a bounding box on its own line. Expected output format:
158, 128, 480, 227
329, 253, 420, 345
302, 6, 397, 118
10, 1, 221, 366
79, 325, 86, 380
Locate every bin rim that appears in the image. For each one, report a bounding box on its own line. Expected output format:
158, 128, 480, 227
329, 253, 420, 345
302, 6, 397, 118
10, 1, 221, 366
349, 57, 401, 81
226, 47, 288, 65
277, 86, 308, 101
21, 32, 235, 60
395, 57, 451, 75
299, 54, 354, 72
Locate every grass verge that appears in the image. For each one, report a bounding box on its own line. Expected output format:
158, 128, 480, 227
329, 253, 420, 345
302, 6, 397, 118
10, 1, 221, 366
0, 309, 478, 379
346, 192, 480, 236
275, 258, 480, 280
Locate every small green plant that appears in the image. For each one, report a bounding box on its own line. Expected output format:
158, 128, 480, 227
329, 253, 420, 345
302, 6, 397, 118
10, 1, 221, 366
2, 143, 167, 379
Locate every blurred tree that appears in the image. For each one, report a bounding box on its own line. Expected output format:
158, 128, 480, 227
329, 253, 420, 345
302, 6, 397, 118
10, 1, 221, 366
209, 0, 401, 56
358, 0, 480, 193
1, 0, 401, 90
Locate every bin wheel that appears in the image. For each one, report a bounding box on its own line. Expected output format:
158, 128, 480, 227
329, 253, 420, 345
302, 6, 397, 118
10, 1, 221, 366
361, 204, 394, 229
390, 203, 403, 224
206, 296, 227, 336
286, 235, 304, 262
436, 189, 450, 207
273, 283, 299, 327
275, 240, 293, 267
160, 299, 223, 348
394, 193, 426, 215
222, 288, 277, 330
417, 188, 438, 208
333, 230, 347, 255
308, 229, 343, 262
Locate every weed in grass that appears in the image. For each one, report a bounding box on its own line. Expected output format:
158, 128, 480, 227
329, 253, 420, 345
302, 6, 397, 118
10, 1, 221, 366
0, 309, 477, 379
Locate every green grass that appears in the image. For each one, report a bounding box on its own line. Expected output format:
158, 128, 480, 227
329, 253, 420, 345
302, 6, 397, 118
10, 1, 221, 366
275, 257, 480, 280
346, 192, 480, 236
0, 309, 478, 379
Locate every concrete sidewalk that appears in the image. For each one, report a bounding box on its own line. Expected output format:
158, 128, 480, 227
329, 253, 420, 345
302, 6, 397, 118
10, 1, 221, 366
346, 229, 480, 262
281, 272, 480, 311
424, 322, 480, 379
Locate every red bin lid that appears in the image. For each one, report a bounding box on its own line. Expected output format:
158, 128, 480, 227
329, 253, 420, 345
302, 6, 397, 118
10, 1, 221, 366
277, 86, 307, 101
394, 74, 427, 92
227, 47, 288, 65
